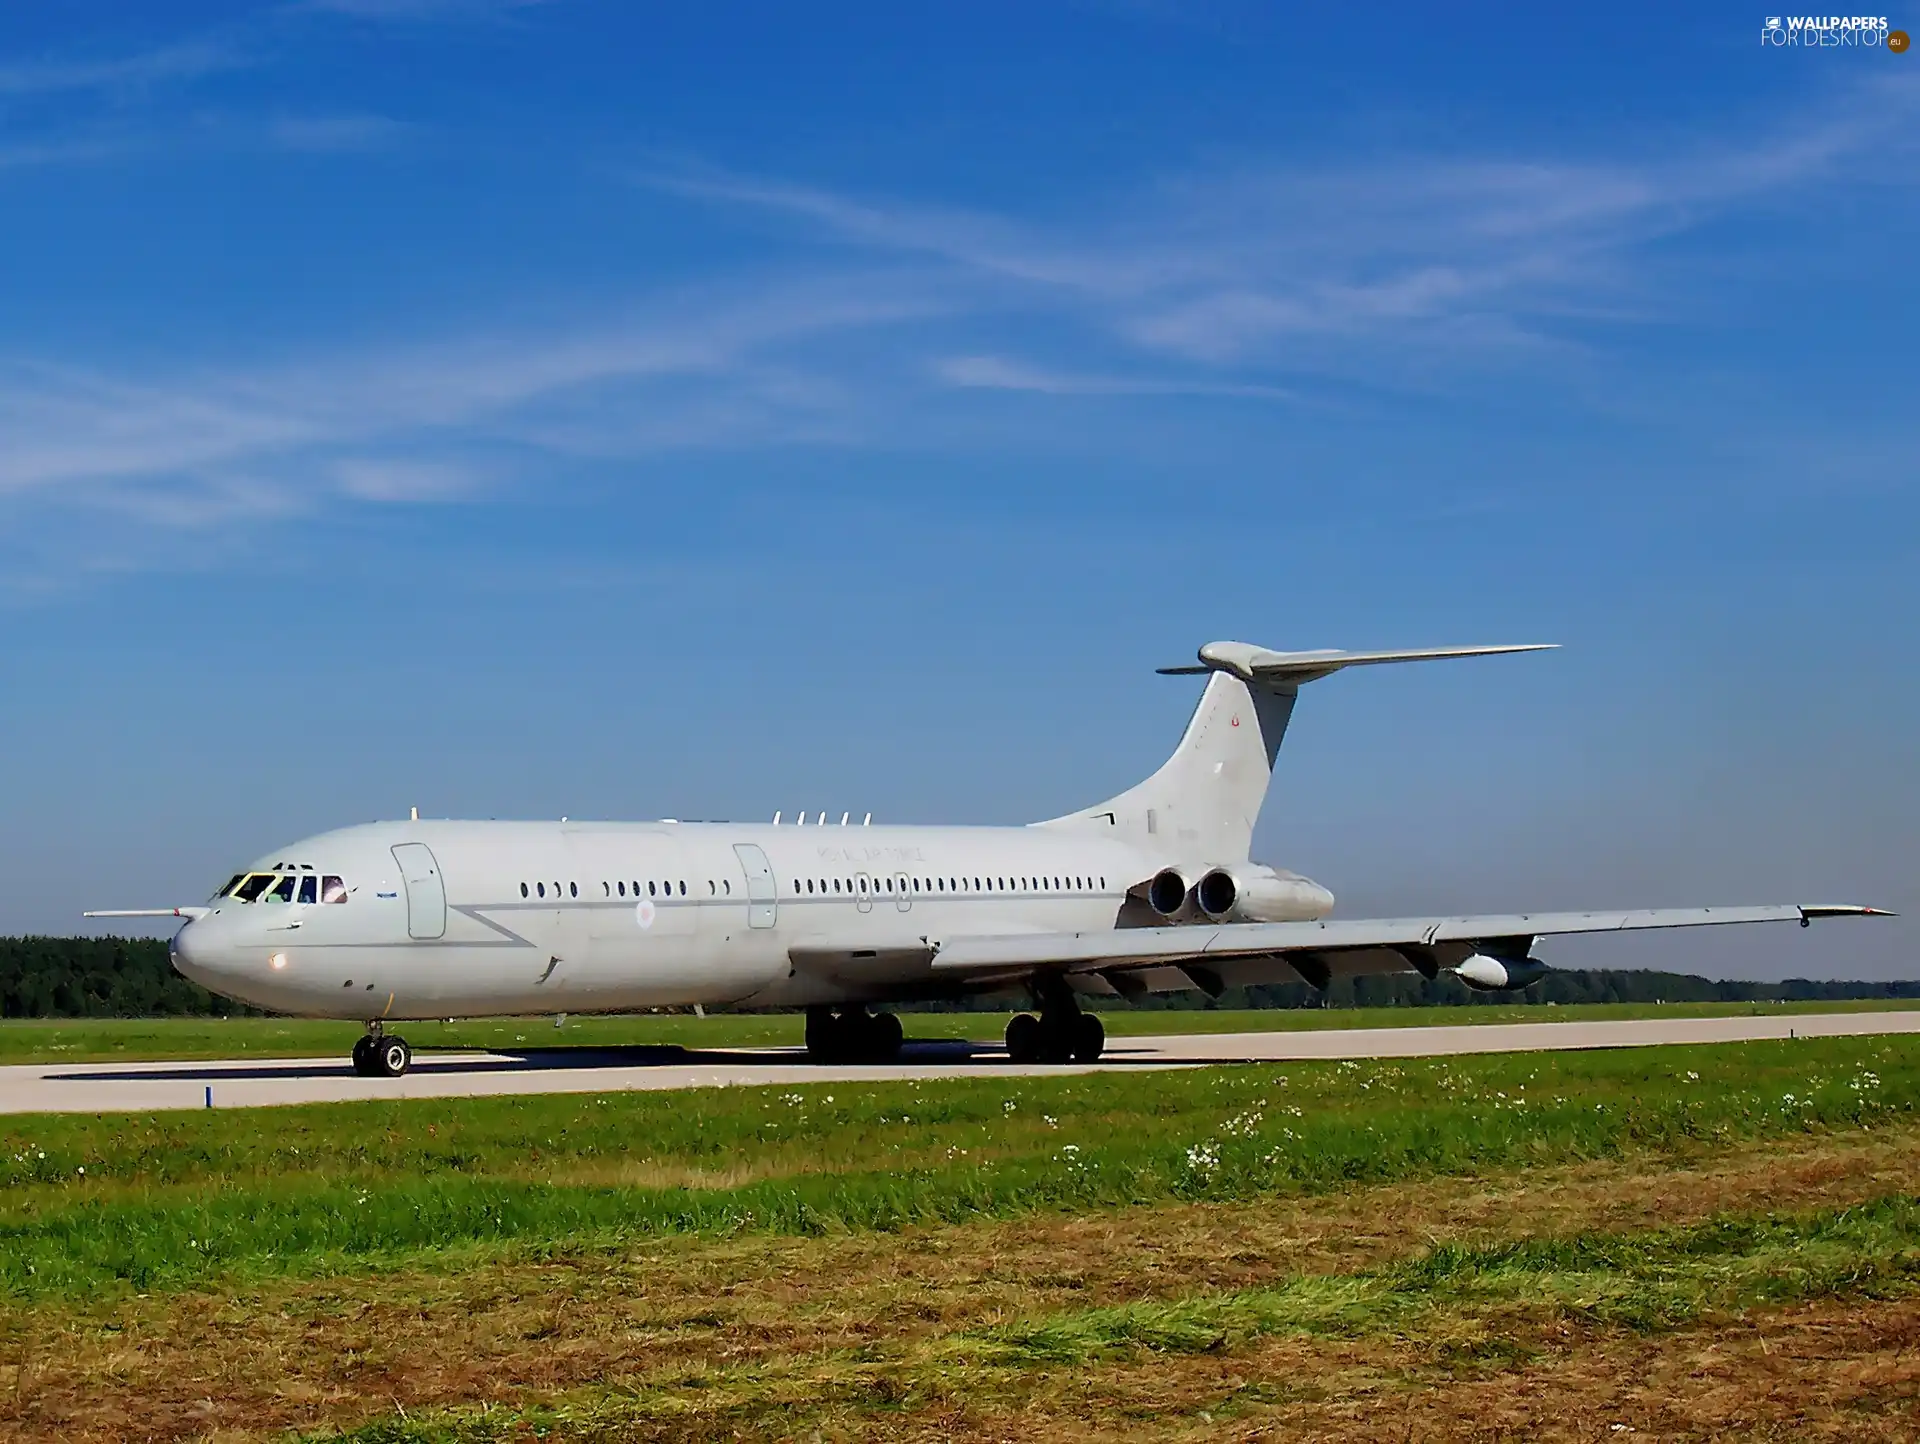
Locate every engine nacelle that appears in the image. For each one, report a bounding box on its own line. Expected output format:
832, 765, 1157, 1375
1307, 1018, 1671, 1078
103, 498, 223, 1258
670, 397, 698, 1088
1193, 865, 1335, 923
1146, 868, 1189, 919
1453, 953, 1551, 992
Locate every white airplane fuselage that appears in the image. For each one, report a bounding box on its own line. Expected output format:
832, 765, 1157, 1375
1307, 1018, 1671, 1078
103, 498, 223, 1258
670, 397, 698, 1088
171, 819, 1333, 1020
137, 639, 1879, 1049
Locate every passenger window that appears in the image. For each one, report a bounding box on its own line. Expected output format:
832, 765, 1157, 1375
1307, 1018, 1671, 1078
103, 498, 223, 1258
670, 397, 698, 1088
521, 882, 529, 898
648, 881, 657, 897
297, 875, 318, 905
678, 881, 686, 896
602, 882, 610, 897
724, 880, 732, 895
538, 882, 547, 898
617, 881, 625, 896
709, 880, 716, 895
569, 882, 578, 898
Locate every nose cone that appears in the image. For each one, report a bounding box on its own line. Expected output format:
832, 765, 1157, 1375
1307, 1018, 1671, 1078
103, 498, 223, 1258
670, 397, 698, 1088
169, 918, 216, 988
170, 915, 272, 1002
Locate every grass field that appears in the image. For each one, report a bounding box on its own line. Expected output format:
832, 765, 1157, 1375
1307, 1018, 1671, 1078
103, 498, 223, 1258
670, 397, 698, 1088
2, 996, 1914, 1064
5, 1033, 1920, 1439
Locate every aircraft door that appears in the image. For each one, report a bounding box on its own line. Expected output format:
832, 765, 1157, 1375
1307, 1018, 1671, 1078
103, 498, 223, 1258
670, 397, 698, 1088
733, 844, 777, 930
391, 843, 446, 940
854, 871, 873, 914
894, 871, 912, 913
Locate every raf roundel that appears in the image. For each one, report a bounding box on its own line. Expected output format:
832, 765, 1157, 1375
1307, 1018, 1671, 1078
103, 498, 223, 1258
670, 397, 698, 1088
635, 898, 656, 930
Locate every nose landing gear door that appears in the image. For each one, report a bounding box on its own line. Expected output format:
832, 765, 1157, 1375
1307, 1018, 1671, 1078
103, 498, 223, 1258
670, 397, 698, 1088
391, 843, 446, 940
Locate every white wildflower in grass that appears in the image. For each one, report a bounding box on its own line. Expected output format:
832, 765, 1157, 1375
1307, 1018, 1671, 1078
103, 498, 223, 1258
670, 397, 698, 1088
1183, 1142, 1221, 1176
1002, 1099, 1018, 1113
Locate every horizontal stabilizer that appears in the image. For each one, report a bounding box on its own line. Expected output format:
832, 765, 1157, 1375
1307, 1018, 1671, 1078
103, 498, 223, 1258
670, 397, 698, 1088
1158, 641, 1556, 686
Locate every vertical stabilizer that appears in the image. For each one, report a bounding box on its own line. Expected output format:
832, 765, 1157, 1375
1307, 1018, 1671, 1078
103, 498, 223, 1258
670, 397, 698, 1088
1035, 670, 1297, 863
1036, 639, 1554, 864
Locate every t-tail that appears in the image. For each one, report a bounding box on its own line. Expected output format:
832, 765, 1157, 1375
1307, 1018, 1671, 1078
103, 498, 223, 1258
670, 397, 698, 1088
1035, 639, 1557, 866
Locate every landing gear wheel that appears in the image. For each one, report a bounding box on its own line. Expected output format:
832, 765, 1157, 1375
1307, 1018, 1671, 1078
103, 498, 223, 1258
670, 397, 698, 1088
1005, 1012, 1042, 1064
351, 1035, 375, 1076
1037, 1016, 1074, 1065
1070, 1012, 1105, 1063
869, 1011, 904, 1063
374, 1036, 412, 1078
804, 1007, 839, 1063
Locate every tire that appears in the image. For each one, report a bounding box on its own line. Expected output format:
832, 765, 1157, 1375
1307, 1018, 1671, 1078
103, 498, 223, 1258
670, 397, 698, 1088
1038, 1018, 1073, 1065
376, 1036, 412, 1078
1005, 1012, 1042, 1064
869, 1011, 904, 1062
805, 1008, 839, 1063
350, 1036, 374, 1076
1070, 1012, 1105, 1063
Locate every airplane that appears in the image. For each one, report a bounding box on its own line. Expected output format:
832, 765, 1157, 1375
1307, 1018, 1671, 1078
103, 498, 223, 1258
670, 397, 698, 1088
89, 640, 1889, 1078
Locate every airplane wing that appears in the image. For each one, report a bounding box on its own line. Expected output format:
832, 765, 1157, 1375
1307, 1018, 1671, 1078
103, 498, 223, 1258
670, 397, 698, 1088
920, 904, 1892, 997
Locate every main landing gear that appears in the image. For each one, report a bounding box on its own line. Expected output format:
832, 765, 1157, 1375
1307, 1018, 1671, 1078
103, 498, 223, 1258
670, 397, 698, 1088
351, 1023, 412, 1078
1005, 983, 1105, 1064
805, 1006, 904, 1064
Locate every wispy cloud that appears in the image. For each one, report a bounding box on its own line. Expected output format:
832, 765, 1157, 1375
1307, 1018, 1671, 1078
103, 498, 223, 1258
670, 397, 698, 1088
935, 354, 1295, 400
0, 281, 942, 536
0, 38, 248, 99
268, 112, 412, 152
651, 75, 1920, 371
294, 0, 553, 19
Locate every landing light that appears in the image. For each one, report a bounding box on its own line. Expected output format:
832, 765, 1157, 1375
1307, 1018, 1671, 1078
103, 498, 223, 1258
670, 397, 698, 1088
270, 953, 289, 971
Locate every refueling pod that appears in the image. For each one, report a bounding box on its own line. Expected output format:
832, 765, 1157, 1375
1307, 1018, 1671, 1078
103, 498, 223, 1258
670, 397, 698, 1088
1453, 953, 1551, 992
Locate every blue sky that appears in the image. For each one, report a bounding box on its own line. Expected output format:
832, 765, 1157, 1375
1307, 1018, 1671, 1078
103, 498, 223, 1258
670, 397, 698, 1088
1, 2, 1914, 978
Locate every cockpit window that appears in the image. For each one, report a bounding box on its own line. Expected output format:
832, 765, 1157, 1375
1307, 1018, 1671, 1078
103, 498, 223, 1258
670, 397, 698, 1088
235, 873, 277, 902
228, 869, 349, 902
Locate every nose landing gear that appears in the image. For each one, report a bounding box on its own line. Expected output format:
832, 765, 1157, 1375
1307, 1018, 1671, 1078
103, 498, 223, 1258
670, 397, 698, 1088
351, 1024, 412, 1078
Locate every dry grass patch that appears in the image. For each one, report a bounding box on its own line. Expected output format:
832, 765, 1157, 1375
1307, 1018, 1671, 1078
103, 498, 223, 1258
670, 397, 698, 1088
7, 1125, 1920, 1443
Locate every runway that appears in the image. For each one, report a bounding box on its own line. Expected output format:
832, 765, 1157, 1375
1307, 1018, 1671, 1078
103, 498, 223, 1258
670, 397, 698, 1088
5, 1010, 1919, 1115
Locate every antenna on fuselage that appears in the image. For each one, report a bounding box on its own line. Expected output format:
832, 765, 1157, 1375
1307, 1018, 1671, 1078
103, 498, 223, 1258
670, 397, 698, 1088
772, 811, 782, 825
863, 812, 872, 825
841, 812, 849, 825
410, 806, 418, 821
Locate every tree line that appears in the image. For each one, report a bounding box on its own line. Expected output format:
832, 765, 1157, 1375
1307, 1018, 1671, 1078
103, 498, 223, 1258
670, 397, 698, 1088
3, 934, 1915, 1020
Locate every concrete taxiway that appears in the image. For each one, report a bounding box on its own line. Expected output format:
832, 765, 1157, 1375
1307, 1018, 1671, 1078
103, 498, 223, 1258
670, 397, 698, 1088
4, 1010, 1918, 1114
